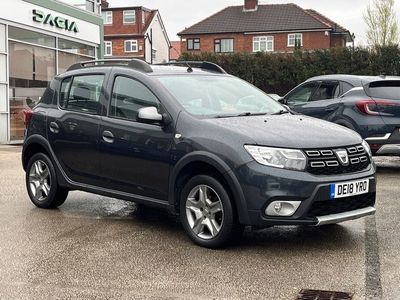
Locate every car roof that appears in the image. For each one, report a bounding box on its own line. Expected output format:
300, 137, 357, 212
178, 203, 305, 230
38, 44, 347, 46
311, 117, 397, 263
305, 74, 400, 86
63, 60, 228, 77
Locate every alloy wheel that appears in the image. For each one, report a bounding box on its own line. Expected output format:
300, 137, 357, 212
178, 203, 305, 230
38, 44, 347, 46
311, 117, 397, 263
29, 160, 51, 202
185, 185, 224, 240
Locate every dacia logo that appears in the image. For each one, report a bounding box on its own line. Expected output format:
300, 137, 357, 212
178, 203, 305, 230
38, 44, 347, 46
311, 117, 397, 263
33, 9, 79, 33
334, 149, 349, 166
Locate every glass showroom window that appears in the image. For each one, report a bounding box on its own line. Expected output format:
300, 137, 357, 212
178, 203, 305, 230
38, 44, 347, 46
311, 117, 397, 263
104, 41, 112, 56
8, 41, 56, 140
102, 11, 113, 25
288, 33, 303, 47
123, 10, 136, 24
215, 39, 234, 53
124, 40, 138, 52
58, 39, 96, 74
253, 36, 274, 52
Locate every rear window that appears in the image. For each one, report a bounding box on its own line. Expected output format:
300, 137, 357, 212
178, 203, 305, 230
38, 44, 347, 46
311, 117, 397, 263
365, 80, 400, 100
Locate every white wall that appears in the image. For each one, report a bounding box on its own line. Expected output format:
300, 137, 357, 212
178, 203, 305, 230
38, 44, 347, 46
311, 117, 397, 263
0, 0, 100, 45
0, 23, 8, 143
145, 13, 170, 64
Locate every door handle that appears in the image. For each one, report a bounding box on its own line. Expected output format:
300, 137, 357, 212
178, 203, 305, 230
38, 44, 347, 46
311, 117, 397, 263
49, 122, 60, 134
102, 130, 115, 144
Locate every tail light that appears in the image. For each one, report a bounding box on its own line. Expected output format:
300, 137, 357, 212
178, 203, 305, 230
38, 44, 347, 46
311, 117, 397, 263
23, 108, 33, 129
356, 99, 399, 115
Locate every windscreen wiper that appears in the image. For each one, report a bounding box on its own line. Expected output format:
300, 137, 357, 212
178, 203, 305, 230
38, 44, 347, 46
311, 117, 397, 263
215, 112, 267, 118
237, 112, 268, 117
271, 110, 290, 115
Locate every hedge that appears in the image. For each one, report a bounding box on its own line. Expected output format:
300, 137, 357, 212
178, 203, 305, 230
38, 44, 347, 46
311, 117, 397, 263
179, 46, 400, 95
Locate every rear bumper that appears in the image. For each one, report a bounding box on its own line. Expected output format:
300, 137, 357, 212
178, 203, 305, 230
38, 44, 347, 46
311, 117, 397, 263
376, 144, 400, 155
315, 206, 376, 226
366, 128, 400, 155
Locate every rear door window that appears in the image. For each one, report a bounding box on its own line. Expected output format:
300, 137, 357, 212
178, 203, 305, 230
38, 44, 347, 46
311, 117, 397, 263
59, 75, 105, 115
341, 82, 354, 95
310, 81, 340, 101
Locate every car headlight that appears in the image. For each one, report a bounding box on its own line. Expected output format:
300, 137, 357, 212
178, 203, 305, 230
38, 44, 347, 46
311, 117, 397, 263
244, 145, 307, 171
362, 140, 372, 158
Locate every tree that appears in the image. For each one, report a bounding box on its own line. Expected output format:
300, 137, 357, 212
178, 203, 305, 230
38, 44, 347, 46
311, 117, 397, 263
364, 0, 399, 47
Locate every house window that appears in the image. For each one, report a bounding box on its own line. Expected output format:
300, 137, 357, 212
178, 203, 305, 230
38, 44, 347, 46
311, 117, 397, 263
124, 40, 138, 52
142, 10, 146, 24
104, 41, 112, 56
288, 33, 303, 47
187, 38, 200, 50
214, 39, 234, 53
152, 49, 157, 61
102, 11, 113, 25
123, 10, 136, 24
253, 36, 274, 52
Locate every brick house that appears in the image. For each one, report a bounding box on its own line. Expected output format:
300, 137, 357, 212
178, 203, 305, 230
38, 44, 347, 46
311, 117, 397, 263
102, 5, 170, 63
178, 0, 353, 55
169, 41, 182, 61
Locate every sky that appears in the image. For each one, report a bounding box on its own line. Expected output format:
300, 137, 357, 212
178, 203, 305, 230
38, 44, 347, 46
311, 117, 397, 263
108, 0, 400, 45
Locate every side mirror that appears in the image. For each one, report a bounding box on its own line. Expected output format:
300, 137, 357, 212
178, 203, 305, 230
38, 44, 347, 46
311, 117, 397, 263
278, 98, 287, 104
138, 107, 163, 124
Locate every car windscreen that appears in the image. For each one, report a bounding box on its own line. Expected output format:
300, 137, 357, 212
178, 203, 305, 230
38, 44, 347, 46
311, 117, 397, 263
364, 80, 400, 100
156, 75, 284, 117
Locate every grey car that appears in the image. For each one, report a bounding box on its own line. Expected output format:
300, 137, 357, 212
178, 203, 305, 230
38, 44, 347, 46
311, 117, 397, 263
22, 61, 376, 248
280, 75, 400, 155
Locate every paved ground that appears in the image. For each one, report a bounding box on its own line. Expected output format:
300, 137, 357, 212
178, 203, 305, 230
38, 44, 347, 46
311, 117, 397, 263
0, 145, 399, 299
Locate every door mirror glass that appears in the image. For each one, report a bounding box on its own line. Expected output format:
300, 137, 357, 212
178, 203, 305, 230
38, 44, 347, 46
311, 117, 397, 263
138, 107, 163, 124
278, 97, 287, 104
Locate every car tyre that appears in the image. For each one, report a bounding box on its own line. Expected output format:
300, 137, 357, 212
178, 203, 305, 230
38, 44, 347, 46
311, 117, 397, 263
26, 153, 68, 209
180, 175, 242, 248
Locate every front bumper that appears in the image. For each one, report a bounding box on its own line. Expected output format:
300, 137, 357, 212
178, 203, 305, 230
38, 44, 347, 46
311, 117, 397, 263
315, 206, 376, 226
233, 161, 376, 227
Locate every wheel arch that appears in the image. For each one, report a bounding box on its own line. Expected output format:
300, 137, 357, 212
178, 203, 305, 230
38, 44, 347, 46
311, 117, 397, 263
22, 135, 52, 171
169, 152, 250, 224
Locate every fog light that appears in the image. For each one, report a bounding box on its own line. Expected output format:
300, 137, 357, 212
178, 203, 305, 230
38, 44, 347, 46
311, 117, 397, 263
265, 201, 301, 217
274, 202, 282, 213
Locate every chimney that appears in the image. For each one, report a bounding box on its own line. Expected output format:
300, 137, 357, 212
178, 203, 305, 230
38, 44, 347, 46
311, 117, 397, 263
101, 0, 109, 9
243, 0, 258, 12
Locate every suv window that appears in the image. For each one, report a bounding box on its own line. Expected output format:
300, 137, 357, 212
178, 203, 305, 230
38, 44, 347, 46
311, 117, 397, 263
310, 81, 340, 101
341, 82, 354, 95
59, 75, 105, 114
109, 76, 160, 121
286, 82, 319, 104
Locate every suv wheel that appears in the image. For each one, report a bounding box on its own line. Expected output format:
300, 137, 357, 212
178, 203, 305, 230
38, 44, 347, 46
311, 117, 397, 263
180, 175, 242, 248
26, 153, 68, 209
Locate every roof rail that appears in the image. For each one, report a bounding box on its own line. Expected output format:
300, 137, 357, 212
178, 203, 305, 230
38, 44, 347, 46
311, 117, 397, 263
66, 59, 153, 73
156, 61, 227, 74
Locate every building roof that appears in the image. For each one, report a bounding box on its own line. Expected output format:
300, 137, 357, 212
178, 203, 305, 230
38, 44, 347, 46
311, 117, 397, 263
170, 41, 182, 60
178, 3, 349, 36
305, 9, 347, 33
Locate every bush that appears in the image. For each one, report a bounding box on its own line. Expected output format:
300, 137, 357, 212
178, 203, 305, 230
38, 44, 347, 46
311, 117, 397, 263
179, 46, 400, 95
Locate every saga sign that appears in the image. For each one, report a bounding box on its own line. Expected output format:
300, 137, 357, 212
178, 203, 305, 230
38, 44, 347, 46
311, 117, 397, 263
33, 9, 79, 33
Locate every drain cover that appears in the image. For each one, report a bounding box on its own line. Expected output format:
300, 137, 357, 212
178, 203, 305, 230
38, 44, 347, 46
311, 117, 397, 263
296, 289, 354, 300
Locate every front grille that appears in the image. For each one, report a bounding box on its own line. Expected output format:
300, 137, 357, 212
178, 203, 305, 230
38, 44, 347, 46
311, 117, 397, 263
307, 193, 376, 218
305, 145, 370, 175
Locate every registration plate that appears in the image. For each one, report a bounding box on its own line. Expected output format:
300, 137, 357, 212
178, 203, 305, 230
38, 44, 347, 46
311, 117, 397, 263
330, 179, 369, 199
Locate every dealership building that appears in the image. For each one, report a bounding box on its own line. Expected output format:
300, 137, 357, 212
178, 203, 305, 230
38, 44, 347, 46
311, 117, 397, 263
0, 0, 103, 144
